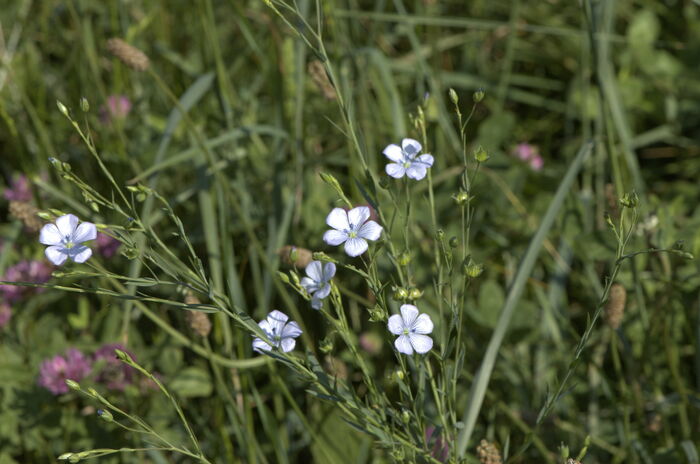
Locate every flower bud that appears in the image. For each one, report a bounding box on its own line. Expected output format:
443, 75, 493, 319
97, 409, 114, 422
449, 237, 459, 248
319, 337, 334, 354
392, 287, 409, 302
56, 100, 69, 117
474, 145, 489, 163
473, 88, 485, 102
368, 306, 387, 322
449, 88, 459, 105
401, 410, 411, 424
453, 190, 470, 206
80, 97, 90, 112
394, 369, 405, 381
408, 288, 423, 300
620, 191, 639, 209
397, 251, 412, 266
65, 379, 81, 391
436, 229, 445, 240
464, 260, 484, 278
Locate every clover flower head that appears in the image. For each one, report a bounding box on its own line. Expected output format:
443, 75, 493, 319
388, 304, 434, 355
3, 175, 32, 202
0, 260, 53, 303
39, 214, 97, 265
96, 232, 121, 258
100, 95, 132, 124
38, 348, 92, 395
383, 138, 434, 181
252, 310, 302, 353
300, 260, 336, 309
0, 303, 12, 328
513, 143, 543, 171
323, 206, 382, 257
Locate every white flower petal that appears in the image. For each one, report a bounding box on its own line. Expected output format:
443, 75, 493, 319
311, 297, 323, 310
383, 144, 404, 162
326, 208, 349, 230
280, 337, 296, 353
252, 337, 272, 353
314, 283, 331, 300
39, 224, 63, 246
55, 214, 79, 238
281, 320, 302, 339
347, 206, 370, 228
69, 245, 92, 263
267, 310, 289, 336
324, 229, 348, 246
300, 277, 319, 294
322, 262, 336, 281
406, 165, 427, 180
72, 222, 97, 243
258, 319, 272, 335
358, 221, 382, 241
394, 335, 414, 355
306, 261, 323, 282
401, 138, 422, 156
344, 237, 368, 257
409, 333, 433, 354
412, 313, 434, 335
399, 305, 419, 327
416, 154, 434, 167
386, 163, 406, 178
387, 314, 405, 335
45, 245, 68, 266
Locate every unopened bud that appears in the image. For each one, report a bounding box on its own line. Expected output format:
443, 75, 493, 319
474, 145, 489, 163
620, 191, 639, 209
408, 288, 423, 300
464, 260, 484, 278
397, 251, 412, 266
368, 306, 387, 322
97, 409, 113, 422
56, 100, 69, 117
473, 88, 485, 103
65, 379, 81, 391
319, 337, 334, 354
80, 97, 90, 112
401, 410, 411, 423
449, 88, 459, 105
453, 190, 470, 206
449, 237, 459, 248
392, 287, 409, 302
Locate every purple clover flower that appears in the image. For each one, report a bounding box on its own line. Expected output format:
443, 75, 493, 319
96, 233, 121, 258
38, 348, 92, 395
0, 303, 12, 328
3, 175, 32, 202
0, 260, 53, 303
100, 95, 132, 125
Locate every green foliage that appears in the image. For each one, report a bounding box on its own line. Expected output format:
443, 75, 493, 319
0, 0, 699, 463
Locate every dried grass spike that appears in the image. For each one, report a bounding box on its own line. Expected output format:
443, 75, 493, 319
278, 245, 313, 268
9, 201, 43, 232
308, 60, 336, 100
184, 293, 211, 337
477, 439, 502, 464
604, 283, 626, 330
106, 38, 150, 71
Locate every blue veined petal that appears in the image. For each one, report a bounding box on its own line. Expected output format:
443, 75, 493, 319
394, 335, 414, 355
344, 237, 368, 257
386, 163, 406, 178
324, 229, 348, 246
409, 333, 433, 354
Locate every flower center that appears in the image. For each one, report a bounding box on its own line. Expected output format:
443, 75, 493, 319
403, 161, 411, 168
348, 230, 358, 238
403, 328, 410, 335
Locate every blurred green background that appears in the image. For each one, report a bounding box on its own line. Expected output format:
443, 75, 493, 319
1, 0, 699, 463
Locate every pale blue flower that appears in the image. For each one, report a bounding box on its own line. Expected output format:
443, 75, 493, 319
383, 138, 434, 180
387, 304, 434, 355
323, 206, 382, 257
252, 310, 302, 353
39, 214, 96, 266
301, 261, 336, 309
